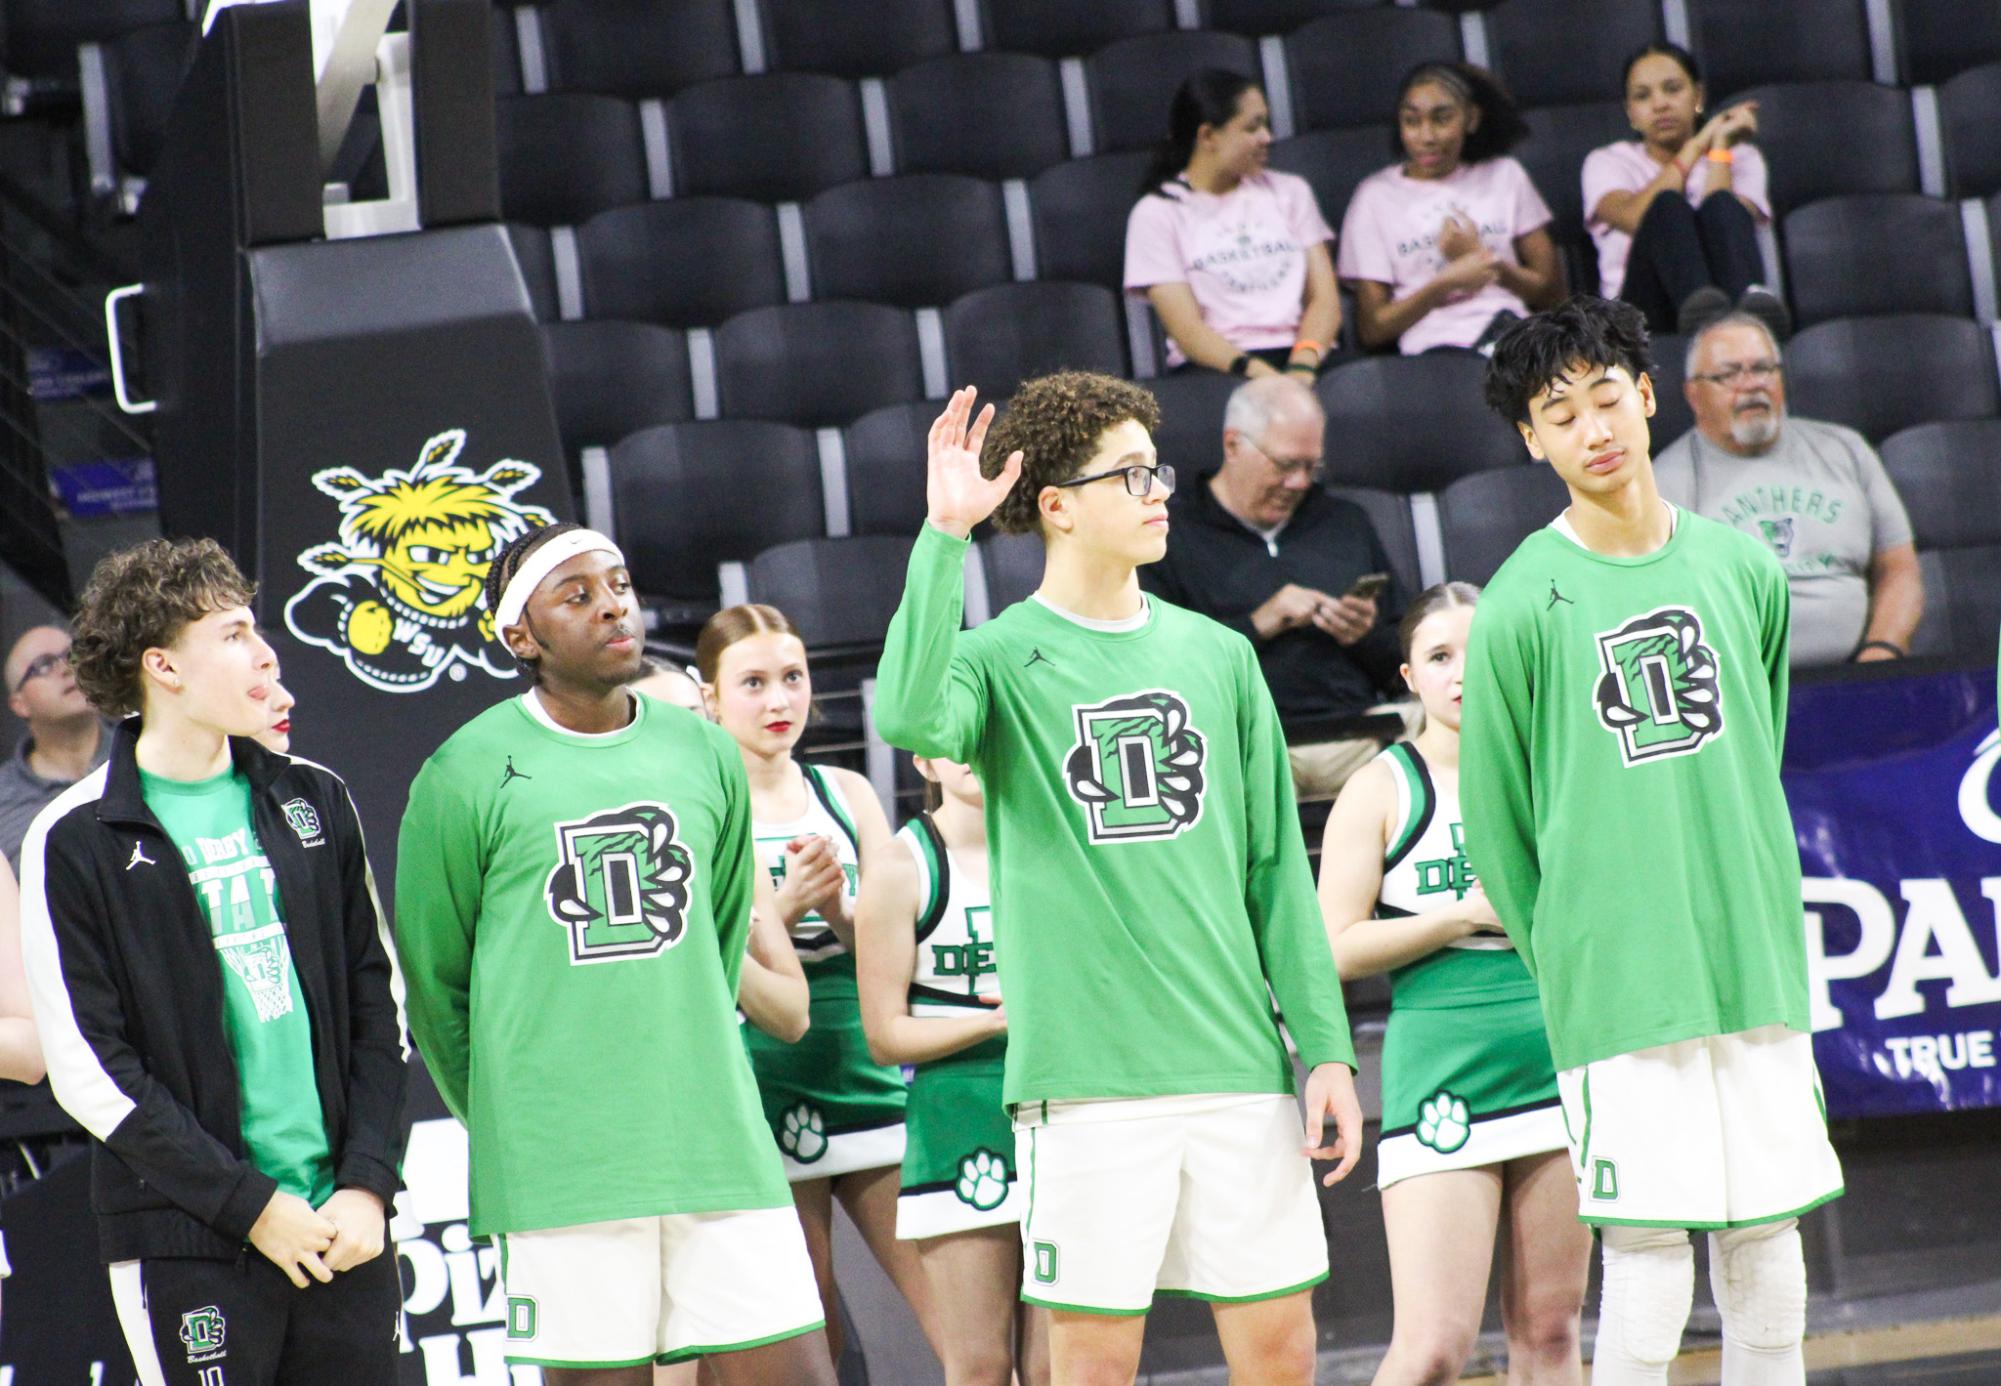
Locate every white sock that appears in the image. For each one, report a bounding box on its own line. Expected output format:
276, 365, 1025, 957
1592, 1225, 1695, 1386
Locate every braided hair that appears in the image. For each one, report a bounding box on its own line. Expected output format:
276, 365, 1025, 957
483, 520, 575, 678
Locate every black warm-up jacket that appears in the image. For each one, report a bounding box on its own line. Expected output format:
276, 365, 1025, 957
1140, 477, 1406, 725
17, 720, 408, 1263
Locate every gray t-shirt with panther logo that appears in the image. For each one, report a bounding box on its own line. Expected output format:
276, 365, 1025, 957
1655, 417, 1913, 667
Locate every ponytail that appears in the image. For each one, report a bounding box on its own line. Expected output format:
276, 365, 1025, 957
1136, 68, 1261, 202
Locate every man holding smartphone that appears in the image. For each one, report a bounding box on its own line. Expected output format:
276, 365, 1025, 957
1142, 375, 1415, 798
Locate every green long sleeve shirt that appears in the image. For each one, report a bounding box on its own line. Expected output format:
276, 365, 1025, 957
1459, 508, 1809, 1071
874, 524, 1355, 1108
395, 695, 785, 1235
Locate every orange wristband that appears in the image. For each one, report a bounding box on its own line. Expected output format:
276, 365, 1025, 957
1706, 147, 1735, 164
1291, 339, 1324, 358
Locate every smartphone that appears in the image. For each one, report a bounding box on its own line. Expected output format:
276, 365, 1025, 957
1345, 572, 1390, 602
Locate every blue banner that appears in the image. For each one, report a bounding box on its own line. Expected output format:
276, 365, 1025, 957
1784, 663, 2001, 1117
49, 456, 158, 517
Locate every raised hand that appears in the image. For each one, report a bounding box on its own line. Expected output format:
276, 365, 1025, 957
927, 386, 1025, 539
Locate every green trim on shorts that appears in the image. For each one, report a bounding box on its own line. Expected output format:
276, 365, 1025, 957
505, 1353, 658, 1369
1157, 1270, 1330, 1305
1580, 1184, 1845, 1231
655, 1317, 826, 1364
1020, 1295, 1150, 1317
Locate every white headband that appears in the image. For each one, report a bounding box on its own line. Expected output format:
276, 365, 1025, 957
492, 528, 627, 633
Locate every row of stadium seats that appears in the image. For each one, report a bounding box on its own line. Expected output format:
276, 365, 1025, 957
532, 272, 1999, 441
477, 69, 2000, 219
451, 0, 1997, 105
629, 417, 2001, 669
74, 13, 2001, 216
502, 179, 2001, 347
17, 0, 2001, 95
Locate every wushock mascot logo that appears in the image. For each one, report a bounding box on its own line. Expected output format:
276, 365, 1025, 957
283, 430, 554, 693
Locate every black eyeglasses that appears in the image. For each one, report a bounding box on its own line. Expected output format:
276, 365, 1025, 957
1052, 462, 1177, 497
14, 647, 70, 692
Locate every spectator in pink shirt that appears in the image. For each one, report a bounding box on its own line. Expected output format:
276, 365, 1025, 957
1124, 69, 1342, 381
1338, 63, 1563, 355
1582, 42, 1789, 339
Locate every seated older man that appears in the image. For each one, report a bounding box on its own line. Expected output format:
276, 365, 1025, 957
1655, 312, 1923, 666
1141, 374, 1413, 798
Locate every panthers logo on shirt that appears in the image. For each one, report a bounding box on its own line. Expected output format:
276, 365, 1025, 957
544, 802, 694, 964
1593, 607, 1724, 766
1063, 691, 1208, 843
1757, 516, 1796, 559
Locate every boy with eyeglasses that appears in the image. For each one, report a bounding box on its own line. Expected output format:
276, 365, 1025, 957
874, 371, 1361, 1386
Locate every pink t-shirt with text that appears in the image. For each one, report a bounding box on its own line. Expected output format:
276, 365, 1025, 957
1123, 170, 1335, 367
1336, 156, 1552, 355
1582, 140, 1772, 298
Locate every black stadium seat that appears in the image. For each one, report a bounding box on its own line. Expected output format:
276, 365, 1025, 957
1438, 465, 1572, 586
1029, 150, 1154, 288
505, 223, 559, 322
491, 7, 521, 97
610, 421, 826, 618
761, 0, 957, 78
1644, 331, 1696, 453
1087, 31, 1261, 155
746, 536, 918, 653
843, 403, 935, 537
1267, 125, 1393, 233
1898, 0, 2001, 85
1315, 356, 1526, 492
715, 302, 927, 426
1286, 10, 1461, 133
1878, 421, 2001, 552
1941, 62, 2001, 199
1517, 100, 1632, 294
1782, 195, 1973, 327
541, 0, 742, 98
541, 321, 695, 466
1144, 371, 1241, 476
979, 531, 1046, 616
981, 0, 1174, 58
1877, 420, 2001, 658
578, 199, 786, 328
889, 54, 1070, 180
1784, 314, 2000, 442
943, 282, 1129, 401
1488, 0, 1660, 108
494, 94, 648, 225
1326, 485, 1420, 605
1688, 0, 1872, 101
804, 174, 1012, 308
1203, 0, 1381, 38
671, 74, 868, 202
1734, 82, 1919, 215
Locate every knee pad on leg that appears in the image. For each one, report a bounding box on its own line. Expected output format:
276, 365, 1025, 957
1596, 1225, 1695, 1372
1710, 1220, 1807, 1353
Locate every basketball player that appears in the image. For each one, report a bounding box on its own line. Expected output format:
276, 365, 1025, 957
396, 523, 836, 1384
874, 376, 1362, 1385
1461, 297, 1842, 1385
21, 538, 407, 1383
